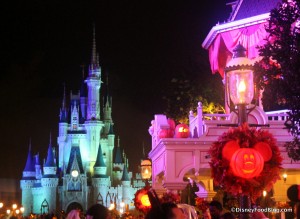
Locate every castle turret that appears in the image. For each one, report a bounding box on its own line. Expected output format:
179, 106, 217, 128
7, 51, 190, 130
20, 143, 36, 216
80, 77, 87, 122
92, 144, 110, 205
107, 124, 115, 177
71, 101, 79, 130
35, 153, 42, 179
121, 161, 131, 207
41, 136, 58, 214
113, 137, 124, 185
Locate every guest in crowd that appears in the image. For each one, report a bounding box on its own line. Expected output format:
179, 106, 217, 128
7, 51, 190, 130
209, 201, 223, 219
220, 212, 235, 219
66, 210, 80, 219
86, 204, 110, 219
145, 202, 186, 219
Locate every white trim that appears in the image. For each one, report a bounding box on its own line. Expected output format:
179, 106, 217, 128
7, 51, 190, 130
202, 13, 270, 49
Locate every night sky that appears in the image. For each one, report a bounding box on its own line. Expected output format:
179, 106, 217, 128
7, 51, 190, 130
1, 1, 231, 178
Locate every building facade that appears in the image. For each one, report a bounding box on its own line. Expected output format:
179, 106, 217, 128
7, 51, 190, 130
148, 0, 300, 206
20, 30, 144, 216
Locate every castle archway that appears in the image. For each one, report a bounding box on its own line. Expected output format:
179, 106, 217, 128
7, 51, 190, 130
66, 202, 83, 214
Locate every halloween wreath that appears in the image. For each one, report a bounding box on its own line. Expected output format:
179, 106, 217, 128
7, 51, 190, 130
134, 187, 151, 213
208, 124, 282, 201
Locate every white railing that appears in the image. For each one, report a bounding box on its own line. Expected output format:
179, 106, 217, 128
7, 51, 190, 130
203, 113, 230, 121
266, 109, 290, 121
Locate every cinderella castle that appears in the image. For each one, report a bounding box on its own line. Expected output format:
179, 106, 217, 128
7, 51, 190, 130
20, 29, 145, 216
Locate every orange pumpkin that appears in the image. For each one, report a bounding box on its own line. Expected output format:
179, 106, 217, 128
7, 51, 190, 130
158, 129, 173, 139
175, 124, 190, 138
230, 148, 264, 179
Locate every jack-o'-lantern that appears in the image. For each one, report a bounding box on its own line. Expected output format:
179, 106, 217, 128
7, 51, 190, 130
175, 124, 190, 138
230, 148, 264, 179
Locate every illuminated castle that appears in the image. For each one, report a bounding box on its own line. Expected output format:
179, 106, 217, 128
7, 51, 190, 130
20, 29, 144, 216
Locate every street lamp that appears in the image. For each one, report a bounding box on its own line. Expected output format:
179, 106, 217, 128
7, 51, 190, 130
225, 43, 254, 126
225, 44, 254, 219
283, 173, 287, 183
141, 158, 152, 186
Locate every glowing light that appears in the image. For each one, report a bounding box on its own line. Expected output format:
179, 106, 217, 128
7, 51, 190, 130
0, 203, 3, 208
108, 203, 115, 210
263, 190, 267, 197
20, 207, 25, 213
71, 170, 79, 178
238, 80, 246, 93
119, 209, 124, 214
120, 202, 125, 208
141, 194, 151, 207
6, 209, 11, 214
16, 210, 20, 215
12, 204, 17, 210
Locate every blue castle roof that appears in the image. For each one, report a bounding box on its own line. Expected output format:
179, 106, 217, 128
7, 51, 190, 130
114, 146, 123, 164
66, 146, 85, 174
44, 144, 56, 167
24, 148, 35, 172
121, 164, 130, 181
94, 144, 106, 167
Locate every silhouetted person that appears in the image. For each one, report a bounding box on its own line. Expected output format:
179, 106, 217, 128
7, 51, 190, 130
86, 204, 109, 219
220, 212, 235, 219
209, 201, 223, 219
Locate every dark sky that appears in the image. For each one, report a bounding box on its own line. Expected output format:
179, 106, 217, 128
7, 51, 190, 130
0, 1, 231, 178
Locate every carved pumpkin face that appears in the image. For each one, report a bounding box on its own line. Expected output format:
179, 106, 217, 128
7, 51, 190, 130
175, 124, 190, 138
230, 148, 264, 179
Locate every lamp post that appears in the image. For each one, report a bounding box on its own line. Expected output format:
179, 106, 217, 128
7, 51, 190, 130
141, 158, 152, 187
225, 44, 254, 126
225, 44, 254, 219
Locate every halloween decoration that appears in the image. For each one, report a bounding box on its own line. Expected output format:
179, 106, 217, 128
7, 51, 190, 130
209, 124, 282, 200
175, 124, 190, 138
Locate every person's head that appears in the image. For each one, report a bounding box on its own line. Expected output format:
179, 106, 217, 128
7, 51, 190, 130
220, 212, 235, 219
209, 201, 222, 219
294, 202, 300, 219
66, 210, 80, 219
86, 204, 110, 219
203, 209, 211, 219
145, 202, 186, 219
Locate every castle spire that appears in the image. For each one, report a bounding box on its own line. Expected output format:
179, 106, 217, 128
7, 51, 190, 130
121, 160, 130, 181
44, 133, 55, 167
114, 136, 123, 163
23, 140, 35, 172
62, 83, 66, 109
91, 24, 98, 66
60, 84, 68, 123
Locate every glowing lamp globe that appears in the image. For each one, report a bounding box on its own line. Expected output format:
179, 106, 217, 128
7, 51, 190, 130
141, 159, 152, 180
225, 44, 254, 105
230, 148, 264, 179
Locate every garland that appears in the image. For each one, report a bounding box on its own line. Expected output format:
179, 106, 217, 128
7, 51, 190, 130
208, 125, 282, 201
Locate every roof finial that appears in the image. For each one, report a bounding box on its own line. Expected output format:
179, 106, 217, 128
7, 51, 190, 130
61, 83, 66, 109
80, 64, 85, 79
91, 24, 97, 65
29, 137, 32, 151
49, 132, 52, 146
142, 142, 145, 157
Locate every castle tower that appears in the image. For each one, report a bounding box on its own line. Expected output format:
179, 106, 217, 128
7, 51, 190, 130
107, 124, 115, 177
20, 144, 36, 216
86, 27, 101, 121
71, 102, 79, 130
112, 137, 124, 185
121, 161, 131, 207
84, 27, 104, 173
41, 137, 58, 214
35, 153, 42, 179
92, 144, 110, 205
